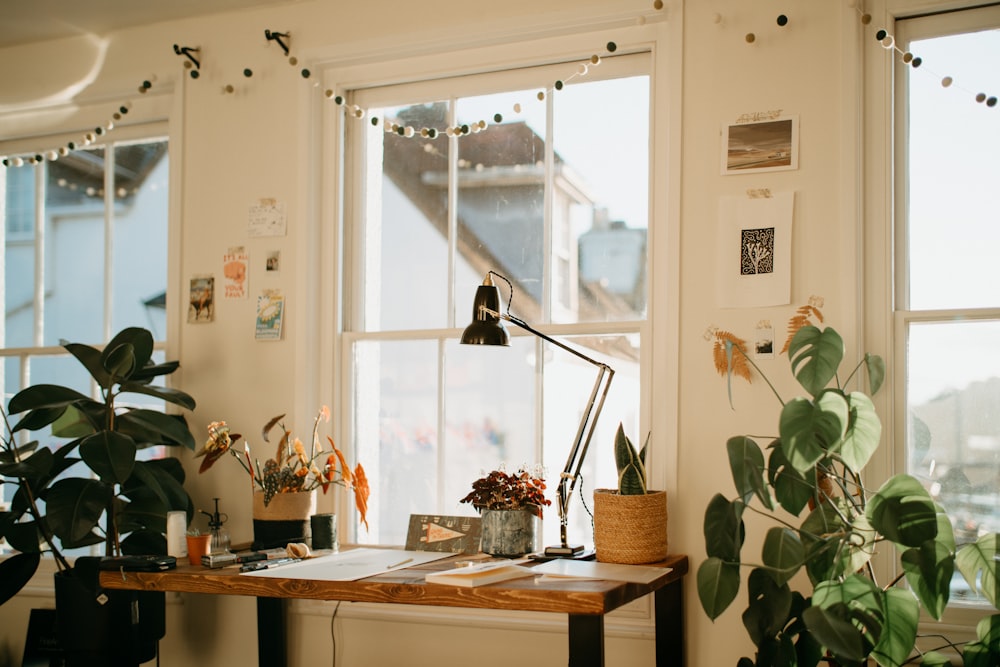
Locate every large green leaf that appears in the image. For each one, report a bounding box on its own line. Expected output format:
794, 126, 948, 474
900, 540, 953, 620
864, 353, 886, 395
79, 431, 136, 484
976, 614, 1000, 651
0, 552, 40, 606
742, 567, 793, 647
116, 487, 168, 534
779, 393, 848, 473
121, 528, 167, 555
698, 556, 741, 620
119, 382, 196, 412
45, 477, 112, 544
866, 475, 938, 548
727, 436, 769, 507
62, 341, 110, 387
8, 385, 92, 431
803, 603, 869, 662
704, 493, 745, 560
788, 326, 844, 398
762, 527, 804, 586
956, 533, 1000, 608
0, 446, 54, 487
839, 391, 882, 473
124, 460, 189, 516
768, 443, 815, 517
808, 576, 884, 662
116, 409, 196, 449
800, 503, 847, 584
870, 588, 919, 667
101, 327, 154, 378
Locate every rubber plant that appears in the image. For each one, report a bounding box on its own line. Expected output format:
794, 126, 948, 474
0, 327, 196, 605
699, 306, 1000, 666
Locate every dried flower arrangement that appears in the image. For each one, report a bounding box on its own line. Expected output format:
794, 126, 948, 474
196, 406, 370, 529
460, 465, 552, 518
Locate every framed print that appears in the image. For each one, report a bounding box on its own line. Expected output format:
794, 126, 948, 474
722, 114, 799, 175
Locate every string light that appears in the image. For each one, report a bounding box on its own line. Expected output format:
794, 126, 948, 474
2, 79, 156, 169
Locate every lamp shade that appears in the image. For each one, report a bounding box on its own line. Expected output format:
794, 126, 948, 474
461, 283, 510, 346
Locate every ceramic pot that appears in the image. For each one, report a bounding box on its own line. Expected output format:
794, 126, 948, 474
252, 490, 316, 550
185, 534, 211, 566
593, 489, 668, 564
480, 509, 538, 557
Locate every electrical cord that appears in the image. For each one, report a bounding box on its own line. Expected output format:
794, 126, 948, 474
329, 600, 342, 667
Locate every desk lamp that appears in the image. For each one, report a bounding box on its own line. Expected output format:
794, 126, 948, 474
461, 271, 614, 557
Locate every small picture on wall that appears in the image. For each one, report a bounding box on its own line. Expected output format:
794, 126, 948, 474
255, 291, 285, 341
265, 251, 280, 272
188, 276, 215, 323
722, 115, 799, 175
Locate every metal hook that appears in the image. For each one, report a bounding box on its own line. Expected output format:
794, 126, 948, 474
172, 44, 201, 69
264, 30, 290, 56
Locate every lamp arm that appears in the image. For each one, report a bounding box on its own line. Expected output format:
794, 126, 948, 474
481, 306, 615, 551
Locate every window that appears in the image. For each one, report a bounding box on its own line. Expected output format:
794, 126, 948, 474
340, 49, 652, 548
2, 126, 170, 472
893, 6, 1000, 605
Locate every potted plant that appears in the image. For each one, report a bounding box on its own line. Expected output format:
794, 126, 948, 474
460, 465, 551, 557
0, 326, 196, 665
593, 423, 668, 564
700, 306, 1000, 666
196, 406, 370, 549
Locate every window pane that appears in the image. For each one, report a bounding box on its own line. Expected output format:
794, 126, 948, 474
906, 319, 1000, 601
907, 29, 1000, 310
4, 166, 37, 348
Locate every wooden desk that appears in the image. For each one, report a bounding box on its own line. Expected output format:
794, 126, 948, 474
100, 552, 688, 667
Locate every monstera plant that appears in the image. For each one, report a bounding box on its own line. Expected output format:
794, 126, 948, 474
700, 317, 1000, 666
0, 327, 196, 605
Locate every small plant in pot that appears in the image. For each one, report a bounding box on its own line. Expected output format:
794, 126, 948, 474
700, 305, 1000, 666
460, 465, 551, 557
0, 327, 196, 665
593, 423, 668, 564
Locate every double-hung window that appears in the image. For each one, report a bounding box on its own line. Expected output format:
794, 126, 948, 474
339, 44, 653, 548
890, 5, 1000, 607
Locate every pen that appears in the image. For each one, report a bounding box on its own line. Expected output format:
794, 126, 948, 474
240, 557, 301, 572
386, 557, 414, 569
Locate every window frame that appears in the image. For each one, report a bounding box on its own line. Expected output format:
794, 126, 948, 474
313, 13, 681, 630
865, 0, 1000, 640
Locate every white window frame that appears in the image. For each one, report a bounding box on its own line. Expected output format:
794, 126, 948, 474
310, 9, 682, 632
864, 0, 1000, 642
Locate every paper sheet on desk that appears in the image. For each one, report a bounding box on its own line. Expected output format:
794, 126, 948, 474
241, 548, 451, 581
531, 559, 672, 584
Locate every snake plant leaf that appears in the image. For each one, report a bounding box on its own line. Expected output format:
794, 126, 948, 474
116, 409, 196, 449
839, 391, 882, 474
900, 539, 954, 620
870, 587, 919, 667
45, 477, 112, 544
0, 553, 40, 607
704, 493, 745, 560
762, 527, 804, 586
956, 533, 1000, 608
787, 326, 843, 398
79, 431, 136, 484
727, 436, 770, 508
866, 474, 938, 549
615, 423, 647, 495
697, 556, 741, 620
742, 567, 793, 647
767, 442, 814, 516
779, 392, 848, 473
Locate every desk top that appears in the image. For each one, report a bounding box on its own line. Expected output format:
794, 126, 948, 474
99, 552, 688, 616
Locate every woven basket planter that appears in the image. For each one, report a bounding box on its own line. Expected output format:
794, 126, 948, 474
593, 489, 668, 564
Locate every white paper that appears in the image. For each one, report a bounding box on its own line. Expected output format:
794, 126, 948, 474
531, 559, 672, 584
240, 548, 451, 581
717, 192, 794, 308
248, 199, 287, 237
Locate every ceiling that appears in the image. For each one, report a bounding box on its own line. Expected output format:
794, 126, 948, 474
0, 0, 291, 49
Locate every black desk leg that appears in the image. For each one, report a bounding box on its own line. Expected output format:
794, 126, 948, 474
567, 614, 604, 667
654, 580, 684, 666
257, 597, 287, 667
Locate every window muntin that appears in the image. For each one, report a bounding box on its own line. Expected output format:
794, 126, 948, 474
896, 8, 1000, 606
344, 53, 650, 547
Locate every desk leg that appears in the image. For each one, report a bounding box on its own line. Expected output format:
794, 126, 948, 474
567, 614, 604, 667
654, 579, 684, 666
257, 597, 287, 667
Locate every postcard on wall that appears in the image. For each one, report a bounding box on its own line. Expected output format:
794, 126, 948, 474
265, 250, 280, 272
223, 246, 249, 299
188, 275, 215, 323
717, 191, 794, 308
248, 198, 287, 237
721, 113, 799, 175
255, 290, 285, 341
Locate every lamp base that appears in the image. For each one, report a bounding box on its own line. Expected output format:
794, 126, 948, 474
533, 547, 595, 562
543, 544, 586, 557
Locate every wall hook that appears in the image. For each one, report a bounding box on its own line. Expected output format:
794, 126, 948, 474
172, 44, 201, 69
264, 30, 290, 56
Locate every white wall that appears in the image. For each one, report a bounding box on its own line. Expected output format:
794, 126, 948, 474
0, 0, 888, 664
